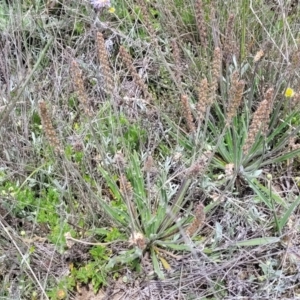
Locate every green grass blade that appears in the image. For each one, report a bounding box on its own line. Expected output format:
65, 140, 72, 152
97, 167, 130, 227
155, 241, 195, 251
158, 178, 192, 234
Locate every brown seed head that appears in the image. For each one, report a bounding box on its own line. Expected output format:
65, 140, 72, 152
196, 77, 209, 123
226, 71, 244, 124
195, 0, 208, 48
223, 14, 237, 63
71, 60, 92, 116
186, 203, 205, 237
96, 32, 113, 94
181, 94, 196, 133
38, 100, 62, 155
243, 88, 274, 155
172, 39, 182, 88
119, 173, 133, 202
209, 47, 222, 105
119, 46, 152, 102
136, 0, 158, 46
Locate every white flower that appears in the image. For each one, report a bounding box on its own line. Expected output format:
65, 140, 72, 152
90, 0, 111, 9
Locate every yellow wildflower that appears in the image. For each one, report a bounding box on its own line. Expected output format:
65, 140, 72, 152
285, 87, 295, 98
109, 7, 115, 13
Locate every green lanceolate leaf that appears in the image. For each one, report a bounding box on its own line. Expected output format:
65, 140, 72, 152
246, 177, 287, 208
106, 248, 142, 270
235, 237, 280, 247
151, 247, 165, 279
278, 196, 300, 232
97, 166, 130, 227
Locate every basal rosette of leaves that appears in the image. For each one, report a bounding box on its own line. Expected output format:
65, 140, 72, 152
97, 151, 201, 279
208, 80, 300, 191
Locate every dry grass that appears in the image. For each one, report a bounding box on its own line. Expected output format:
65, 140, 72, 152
0, 0, 300, 299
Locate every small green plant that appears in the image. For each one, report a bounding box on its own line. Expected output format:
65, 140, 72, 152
92, 151, 206, 279
60, 228, 126, 293
167, 53, 300, 195
73, 246, 109, 291
209, 80, 300, 190
0, 183, 70, 249
47, 279, 72, 300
